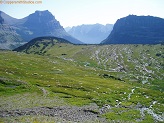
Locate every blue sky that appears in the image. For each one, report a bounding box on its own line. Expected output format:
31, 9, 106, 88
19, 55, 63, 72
0, 0, 164, 27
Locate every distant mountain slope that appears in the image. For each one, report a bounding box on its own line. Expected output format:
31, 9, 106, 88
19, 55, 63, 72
14, 36, 72, 54
0, 24, 23, 49
64, 27, 72, 32
66, 24, 113, 44
0, 11, 25, 49
101, 15, 164, 44
0, 10, 82, 49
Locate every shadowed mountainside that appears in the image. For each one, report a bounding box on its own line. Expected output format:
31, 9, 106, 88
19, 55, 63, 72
102, 15, 164, 44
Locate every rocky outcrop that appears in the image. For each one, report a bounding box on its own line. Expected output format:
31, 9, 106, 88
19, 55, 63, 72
101, 15, 164, 44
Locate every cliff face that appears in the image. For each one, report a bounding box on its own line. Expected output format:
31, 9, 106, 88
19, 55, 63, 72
0, 10, 82, 49
102, 15, 164, 44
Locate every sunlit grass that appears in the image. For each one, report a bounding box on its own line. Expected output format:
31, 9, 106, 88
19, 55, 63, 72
0, 43, 163, 122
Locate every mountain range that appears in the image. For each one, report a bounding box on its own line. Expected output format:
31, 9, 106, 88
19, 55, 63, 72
65, 24, 113, 44
102, 15, 164, 44
0, 10, 82, 49
1, 11, 164, 49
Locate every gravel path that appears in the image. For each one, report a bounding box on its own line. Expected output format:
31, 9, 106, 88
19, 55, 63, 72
0, 105, 107, 122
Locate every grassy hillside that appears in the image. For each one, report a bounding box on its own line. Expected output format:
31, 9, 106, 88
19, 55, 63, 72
0, 40, 164, 122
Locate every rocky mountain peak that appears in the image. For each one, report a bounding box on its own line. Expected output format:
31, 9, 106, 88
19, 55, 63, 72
24, 10, 58, 26
23, 10, 63, 35
33, 10, 54, 20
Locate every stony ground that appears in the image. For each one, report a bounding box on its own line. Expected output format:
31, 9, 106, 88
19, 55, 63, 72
0, 104, 108, 123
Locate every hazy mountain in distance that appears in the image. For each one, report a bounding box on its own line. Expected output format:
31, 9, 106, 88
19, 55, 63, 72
65, 27, 72, 32
0, 10, 82, 49
101, 15, 164, 44
65, 24, 113, 44
0, 11, 25, 25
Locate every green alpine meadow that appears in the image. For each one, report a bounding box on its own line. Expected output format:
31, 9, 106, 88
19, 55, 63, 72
0, 37, 163, 122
